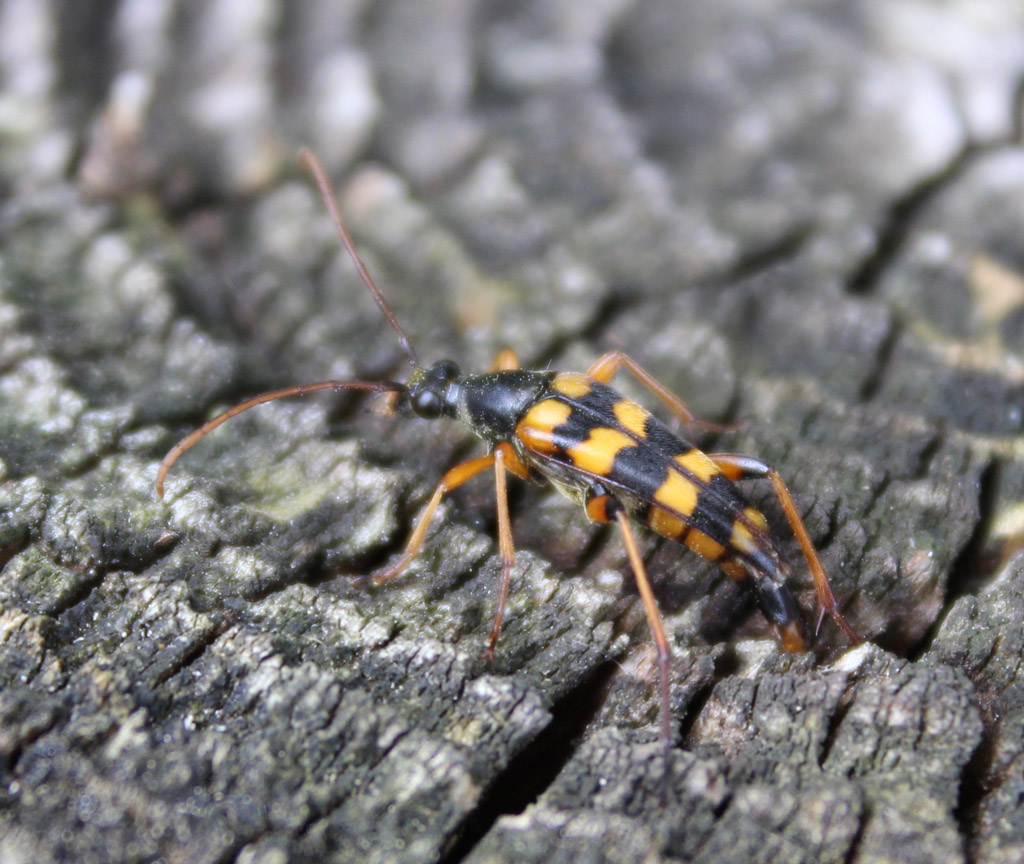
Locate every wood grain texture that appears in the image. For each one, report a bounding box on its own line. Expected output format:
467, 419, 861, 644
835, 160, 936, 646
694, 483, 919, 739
1, 2, 1021, 862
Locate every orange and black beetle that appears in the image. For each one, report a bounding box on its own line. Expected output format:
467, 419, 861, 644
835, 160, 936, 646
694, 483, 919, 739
157, 149, 857, 743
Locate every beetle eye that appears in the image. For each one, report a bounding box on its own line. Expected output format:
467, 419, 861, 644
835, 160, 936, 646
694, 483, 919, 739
411, 389, 443, 419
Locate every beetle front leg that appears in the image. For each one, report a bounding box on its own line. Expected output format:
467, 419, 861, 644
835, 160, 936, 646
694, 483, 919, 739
374, 453, 497, 584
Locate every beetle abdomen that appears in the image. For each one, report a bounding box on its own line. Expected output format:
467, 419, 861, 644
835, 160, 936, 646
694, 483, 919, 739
515, 372, 780, 576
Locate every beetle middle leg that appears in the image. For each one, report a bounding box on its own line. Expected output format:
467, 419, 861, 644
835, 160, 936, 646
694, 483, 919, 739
489, 348, 519, 372
485, 442, 530, 658
587, 350, 728, 436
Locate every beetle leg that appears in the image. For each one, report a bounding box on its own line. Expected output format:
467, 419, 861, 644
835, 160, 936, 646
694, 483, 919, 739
614, 506, 674, 746
584, 482, 674, 742
374, 453, 496, 584
485, 443, 519, 658
587, 350, 726, 435
708, 453, 859, 645
489, 348, 520, 371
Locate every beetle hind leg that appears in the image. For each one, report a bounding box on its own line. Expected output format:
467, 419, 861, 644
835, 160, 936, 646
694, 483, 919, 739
710, 453, 859, 645
611, 503, 675, 746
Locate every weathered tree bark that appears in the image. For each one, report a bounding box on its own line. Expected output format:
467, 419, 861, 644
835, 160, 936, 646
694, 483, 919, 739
1, 2, 1022, 862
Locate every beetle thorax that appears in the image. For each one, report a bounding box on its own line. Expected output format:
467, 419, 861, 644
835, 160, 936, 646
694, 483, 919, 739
457, 370, 552, 442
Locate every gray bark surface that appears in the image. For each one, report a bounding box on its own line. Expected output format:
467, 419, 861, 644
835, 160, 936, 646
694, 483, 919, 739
0, 2, 1021, 862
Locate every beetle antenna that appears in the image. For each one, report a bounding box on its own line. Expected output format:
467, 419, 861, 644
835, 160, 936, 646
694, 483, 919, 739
299, 147, 420, 368
155, 379, 405, 498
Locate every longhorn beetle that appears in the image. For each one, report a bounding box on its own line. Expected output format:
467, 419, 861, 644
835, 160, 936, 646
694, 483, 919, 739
156, 148, 858, 744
